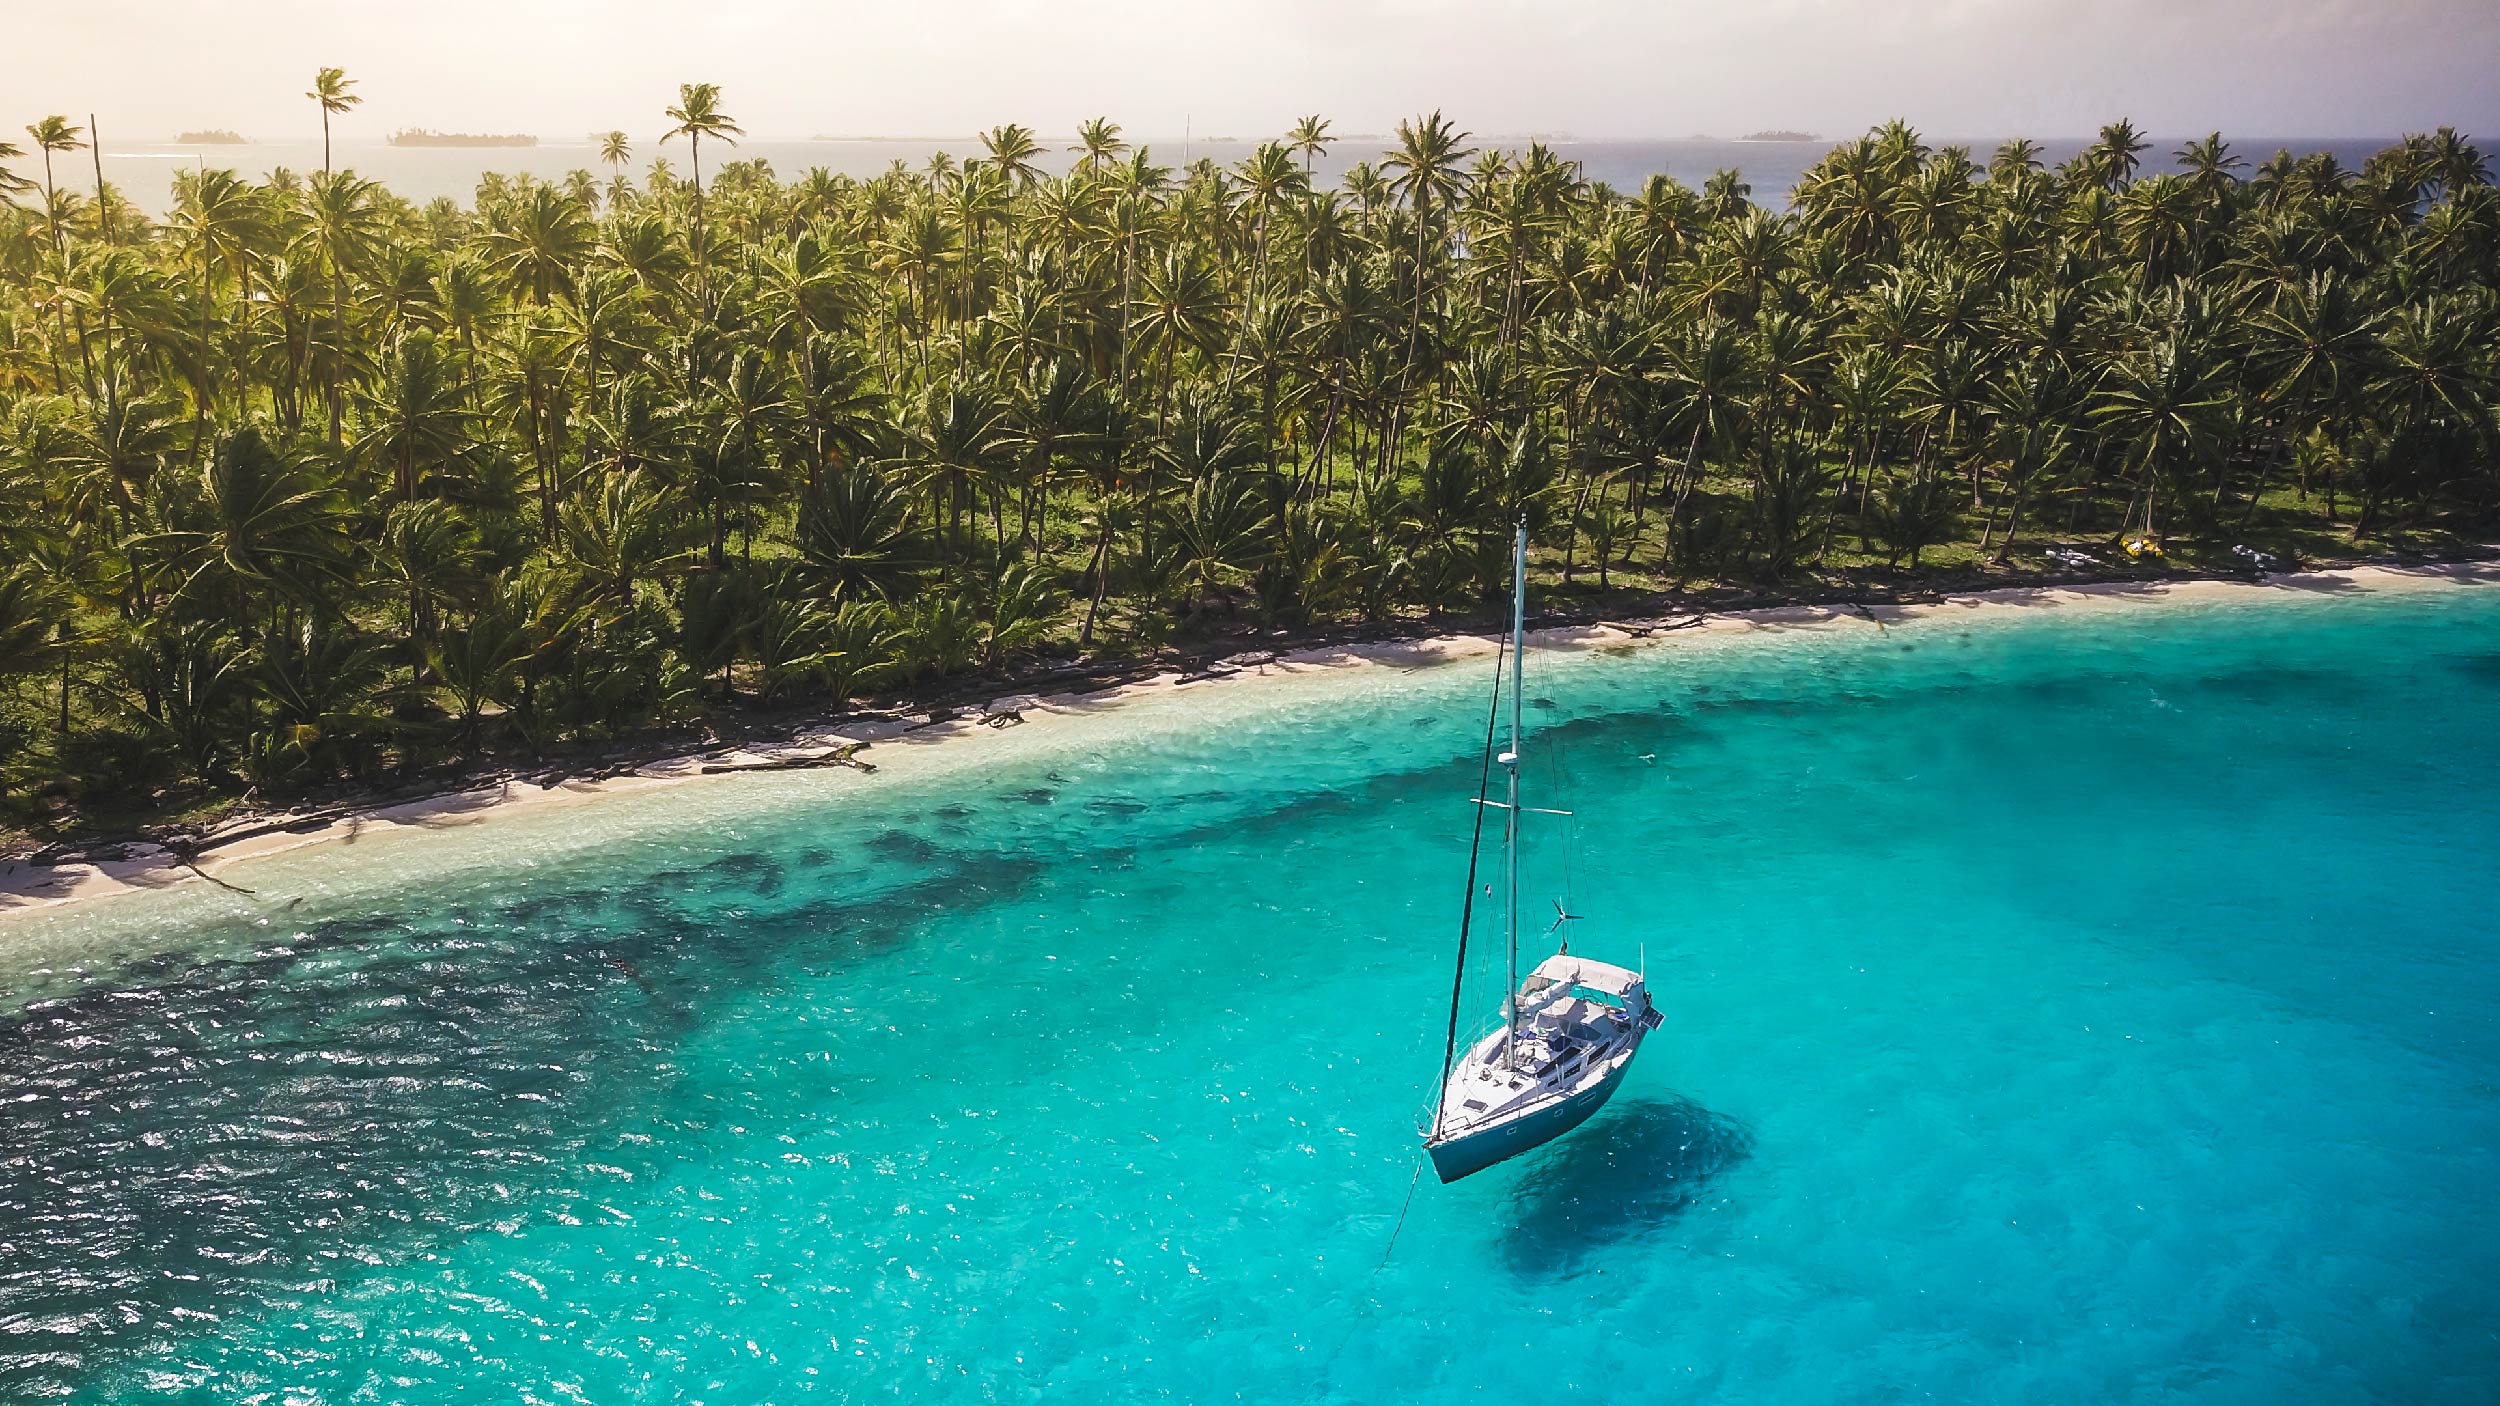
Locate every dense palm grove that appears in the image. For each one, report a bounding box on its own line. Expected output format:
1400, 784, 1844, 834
1, 85, 2495, 831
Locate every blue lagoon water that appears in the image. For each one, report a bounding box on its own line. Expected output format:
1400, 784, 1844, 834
4, 580, 2499, 1402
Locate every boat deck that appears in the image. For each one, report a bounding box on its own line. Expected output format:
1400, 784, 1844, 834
1433, 960, 1648, 1141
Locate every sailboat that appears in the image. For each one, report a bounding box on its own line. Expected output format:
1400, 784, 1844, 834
1424, 524, 1663, 1184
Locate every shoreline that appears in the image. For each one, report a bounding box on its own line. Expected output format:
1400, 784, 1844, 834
6, 559, 2495, 926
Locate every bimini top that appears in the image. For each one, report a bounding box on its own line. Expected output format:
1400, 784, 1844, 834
1522, 954, 1645, 1002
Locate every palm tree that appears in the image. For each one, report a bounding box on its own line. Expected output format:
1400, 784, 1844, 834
131, 426, 347, 621
981, 124, 1045, 189
1072, 117, 1127, 172
307, 67, 360, 176
482, 184, 595, 305
2363, 296, 2492, 530
165, 166, 266, 429
357, 330, 474, 502
1157, 405, 1268, 615
1651, 317, 1756, 568
21, 118, 81, 260
7, 116, 2500, 812
2247, 271, 2382, 517
908, 379, 1011, 555
1381, 111, 1475, 461
661, 82, 743, 306
2093, 336, 2228, 538
54, 390, 182, 533
1231, 141, 1304, 315
428, 590, 536, 751
2087, 119, 2149, 189
0, 568, 60, 694
1288, 115, 1333, 183
303, 170, 387, 444
1008, 356, 1107, 552
0, 137, 36, 204
1978, 362, 2080, 559
1133, 247, 1225, 430
597, 130, 634, 205
374, 499, 483, 675
2175, 132, 2243, 201
24, 117, 87, 395
1989, 138, 2044, 180
797, 466, 922, 599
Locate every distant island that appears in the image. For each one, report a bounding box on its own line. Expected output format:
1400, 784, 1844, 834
388, 129, 537, 148
1737, 129, 1818, 143
175, 129, 247, 144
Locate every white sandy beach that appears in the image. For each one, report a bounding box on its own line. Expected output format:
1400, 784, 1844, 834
4, 561, 2492, 931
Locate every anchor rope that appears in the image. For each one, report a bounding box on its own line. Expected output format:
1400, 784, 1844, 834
1318, 1152, 1427, 1382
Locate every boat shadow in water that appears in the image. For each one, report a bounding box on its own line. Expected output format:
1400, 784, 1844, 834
1497, 1096, 1753, 1279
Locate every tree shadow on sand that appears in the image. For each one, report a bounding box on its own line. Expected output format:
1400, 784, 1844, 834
1497, 1096, 1753, 1279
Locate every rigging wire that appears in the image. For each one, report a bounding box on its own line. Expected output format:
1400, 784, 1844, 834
1434, 637, 1509, 1134
1517, 613, 1586, 956
1542, 645, 1589, 953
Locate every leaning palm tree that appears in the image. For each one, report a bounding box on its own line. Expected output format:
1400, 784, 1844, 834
0, 137, 36, 204
660, 82, 743, 307
307, 66, 360, 176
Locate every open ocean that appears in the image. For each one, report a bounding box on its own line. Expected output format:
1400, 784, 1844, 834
78, 136, 2403, 216
4, 578, 2498, 1402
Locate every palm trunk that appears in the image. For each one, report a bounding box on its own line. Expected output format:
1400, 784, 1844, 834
1385, 202, 1432, 477
692, 135, 707, 314
1992, 485, 2028, 564
55, 625, 73, 737
1079, 501, 1118, 645
1662, 418, 1707, 572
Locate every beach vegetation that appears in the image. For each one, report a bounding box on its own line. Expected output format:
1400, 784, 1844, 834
0, 98, 2496, 839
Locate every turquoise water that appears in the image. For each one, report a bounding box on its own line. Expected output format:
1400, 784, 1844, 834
5, 581, 2500, 1403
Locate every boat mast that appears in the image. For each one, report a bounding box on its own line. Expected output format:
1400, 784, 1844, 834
1503, 522, 1526, 1070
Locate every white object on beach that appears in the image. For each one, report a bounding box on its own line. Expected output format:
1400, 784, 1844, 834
1422, 524, 1661, 1184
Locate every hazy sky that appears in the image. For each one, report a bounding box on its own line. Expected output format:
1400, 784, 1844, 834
14, 0, 2500, 144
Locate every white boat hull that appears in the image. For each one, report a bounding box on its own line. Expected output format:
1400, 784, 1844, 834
1426, 1051, 1632, 1182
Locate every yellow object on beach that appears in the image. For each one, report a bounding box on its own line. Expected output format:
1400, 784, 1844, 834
2124, 535, 2166, 559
